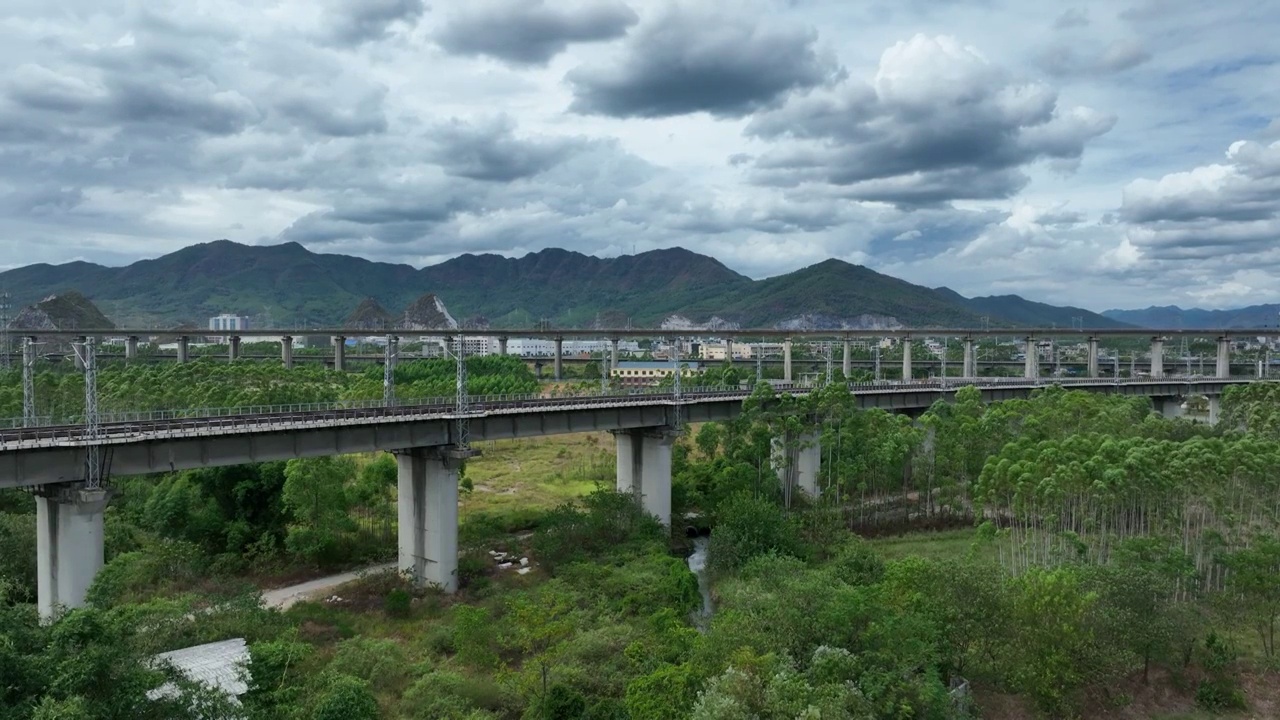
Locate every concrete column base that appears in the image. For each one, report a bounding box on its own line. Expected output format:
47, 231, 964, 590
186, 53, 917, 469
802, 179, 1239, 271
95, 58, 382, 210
772, 430, 821, 499
613, 428, 675, 526
36, 486, 111, 620
962, 340, 976, 378
397, 448, 471, 593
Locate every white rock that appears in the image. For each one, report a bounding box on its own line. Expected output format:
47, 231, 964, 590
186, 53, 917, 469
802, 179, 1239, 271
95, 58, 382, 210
520, 558, 529, 567
498, 562, 513, 569
516, 567, 532, 575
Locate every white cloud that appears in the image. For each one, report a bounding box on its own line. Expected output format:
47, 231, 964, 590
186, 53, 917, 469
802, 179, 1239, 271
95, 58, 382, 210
0, 0, 1279, 311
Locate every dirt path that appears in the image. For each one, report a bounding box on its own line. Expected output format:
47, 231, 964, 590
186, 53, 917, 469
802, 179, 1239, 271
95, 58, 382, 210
261, 563, 396, 610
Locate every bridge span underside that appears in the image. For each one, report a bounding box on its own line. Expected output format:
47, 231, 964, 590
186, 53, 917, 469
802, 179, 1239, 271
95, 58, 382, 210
0, 378, 1246, 617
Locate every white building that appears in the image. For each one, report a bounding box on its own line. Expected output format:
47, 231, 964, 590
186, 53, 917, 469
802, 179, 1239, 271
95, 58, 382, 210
209, 314, 250, 332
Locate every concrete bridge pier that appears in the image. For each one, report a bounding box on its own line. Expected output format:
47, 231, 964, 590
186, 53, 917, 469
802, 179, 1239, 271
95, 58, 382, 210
498, 336, 508, 356
554, 337, 563, 380
902, 338, 912, 380
333, 336, 346, 373
396, 448, 464, 593
610, 338, 620, 370
74, 337, 87, 370
962, 338, 976, 378
125, 336, 139, 361
1088, 337, 1099, 378
1024, 337, 1038, 379
177, 336, 190, 363
35, 484, 110, 620
1217, 337, 1231, 378
613, 427, 675, 526
1150, 338, 1164, 379
229, 336, 241, 362
772, 431, 821, 499
783, 339, 793, 382
842, 338, 852, 379
282, 337, 294, 369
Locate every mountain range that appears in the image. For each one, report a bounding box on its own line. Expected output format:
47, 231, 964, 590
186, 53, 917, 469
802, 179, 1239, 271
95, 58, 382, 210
1102, 305, 1280, 330
0, 239, 1158, 329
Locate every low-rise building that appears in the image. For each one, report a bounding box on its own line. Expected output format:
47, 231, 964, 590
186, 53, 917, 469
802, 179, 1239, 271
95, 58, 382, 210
611, 360, 702, 385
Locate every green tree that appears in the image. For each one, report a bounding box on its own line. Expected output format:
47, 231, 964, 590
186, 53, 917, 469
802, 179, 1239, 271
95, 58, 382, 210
281, 457, 357, 565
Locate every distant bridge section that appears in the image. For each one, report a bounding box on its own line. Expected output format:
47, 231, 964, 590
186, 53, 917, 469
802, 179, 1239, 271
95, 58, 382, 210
9, 326, 1271, 381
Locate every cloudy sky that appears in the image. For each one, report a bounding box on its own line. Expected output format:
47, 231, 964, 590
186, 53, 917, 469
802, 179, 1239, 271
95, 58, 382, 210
2, 0, 1278, 311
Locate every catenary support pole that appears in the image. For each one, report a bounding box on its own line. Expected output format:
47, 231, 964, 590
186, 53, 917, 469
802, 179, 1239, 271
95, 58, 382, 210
783, 338, 793, 382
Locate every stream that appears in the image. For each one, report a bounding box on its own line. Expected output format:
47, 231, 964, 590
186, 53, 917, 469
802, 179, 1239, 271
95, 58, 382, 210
687, 536, 713, 630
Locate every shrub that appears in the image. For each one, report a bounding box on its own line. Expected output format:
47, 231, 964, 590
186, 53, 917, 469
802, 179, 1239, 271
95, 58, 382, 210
385, 588, 412, 618
400, 671, 515, 720
706, 493, 801, 575
531, 490, 666, 573
312, 673, 379, 720
328, 637, 409, 691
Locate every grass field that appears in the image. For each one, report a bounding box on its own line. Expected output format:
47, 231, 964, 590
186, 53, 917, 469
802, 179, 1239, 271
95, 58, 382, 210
459, 432, 616, 529
868, 528, 999, 563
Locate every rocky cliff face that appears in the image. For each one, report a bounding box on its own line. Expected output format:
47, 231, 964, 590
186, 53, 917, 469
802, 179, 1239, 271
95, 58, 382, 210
774, 314, 904, 331
402, 294, 458, 330
345, 297, 394, 329
9, 292, 115, 330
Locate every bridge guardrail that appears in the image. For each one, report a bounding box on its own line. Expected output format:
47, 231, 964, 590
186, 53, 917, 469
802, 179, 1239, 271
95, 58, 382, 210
0, 376, 1247, 450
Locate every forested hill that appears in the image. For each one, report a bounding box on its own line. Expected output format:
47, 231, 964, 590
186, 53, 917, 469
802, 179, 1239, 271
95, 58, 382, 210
935, 288, 1131, 329
1103, 304, 1280, 329
2, 239, 1124, 329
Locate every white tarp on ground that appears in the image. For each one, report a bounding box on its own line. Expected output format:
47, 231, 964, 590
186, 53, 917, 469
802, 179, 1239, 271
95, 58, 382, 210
147, 638, 249, 701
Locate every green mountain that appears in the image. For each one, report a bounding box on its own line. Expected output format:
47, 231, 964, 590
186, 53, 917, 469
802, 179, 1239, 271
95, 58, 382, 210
1102, 305, 1280, 329
694, 260, 986, 327
934, 288, 1131, 329
0, 240, 1127, 329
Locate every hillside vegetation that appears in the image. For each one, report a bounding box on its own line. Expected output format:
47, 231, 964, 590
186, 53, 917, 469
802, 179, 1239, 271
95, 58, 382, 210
2, 240, 1132, 329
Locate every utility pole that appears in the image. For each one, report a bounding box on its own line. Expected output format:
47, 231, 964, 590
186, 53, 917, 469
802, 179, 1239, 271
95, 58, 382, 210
22, 337, 39, 427
454, 335, 469, 451
383, 334, 398, 406
0, 289, 10, 370
74, 338, 103, 490
672, 337, 683, 431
